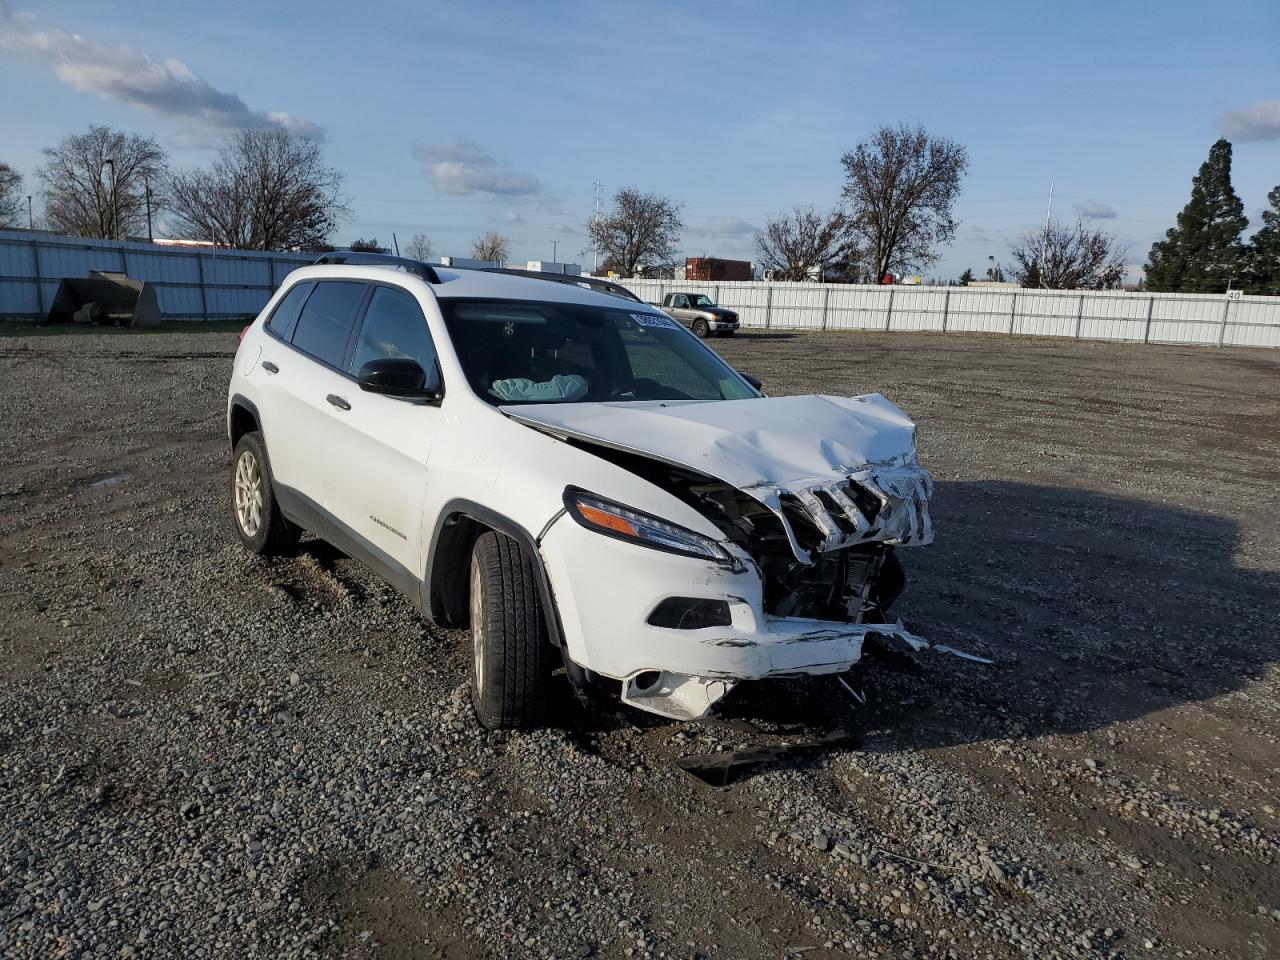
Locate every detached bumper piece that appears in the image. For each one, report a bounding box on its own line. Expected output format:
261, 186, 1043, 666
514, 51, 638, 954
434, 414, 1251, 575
618, 621, 992, 722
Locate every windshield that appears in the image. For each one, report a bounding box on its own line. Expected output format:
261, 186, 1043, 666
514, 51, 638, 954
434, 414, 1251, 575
440, 298, 758, 405
691, 295, 717, 307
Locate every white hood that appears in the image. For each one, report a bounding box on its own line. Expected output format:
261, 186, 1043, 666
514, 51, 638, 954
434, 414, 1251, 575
503, 394, 934, 561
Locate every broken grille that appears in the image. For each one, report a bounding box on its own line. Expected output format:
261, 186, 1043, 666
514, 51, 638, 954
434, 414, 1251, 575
774, 469, 934, 565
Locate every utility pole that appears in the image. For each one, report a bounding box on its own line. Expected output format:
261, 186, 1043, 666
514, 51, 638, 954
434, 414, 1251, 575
591, 179, 604, 272
551, 239, 558, 263
102, 158, 117, 240
1040, 179, 1054, 288
144, 175, 153, 241
26, 195, 33, 230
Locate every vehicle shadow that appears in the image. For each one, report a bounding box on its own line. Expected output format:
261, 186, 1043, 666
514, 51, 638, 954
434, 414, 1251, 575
713, 479, 1280, 751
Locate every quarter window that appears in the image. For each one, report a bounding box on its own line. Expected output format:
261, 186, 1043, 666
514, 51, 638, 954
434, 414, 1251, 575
265, 281, 313, 340
349, 286, 438, 377
290, 281, 368, 369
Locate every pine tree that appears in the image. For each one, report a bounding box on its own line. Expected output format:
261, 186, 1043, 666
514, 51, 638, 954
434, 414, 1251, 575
957, 267, 975, 285
1146, 139, 1249, 293
1246, 185, 1280, 295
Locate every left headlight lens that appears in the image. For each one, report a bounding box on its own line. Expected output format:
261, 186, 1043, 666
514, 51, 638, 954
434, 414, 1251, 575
563, 488, 731, 563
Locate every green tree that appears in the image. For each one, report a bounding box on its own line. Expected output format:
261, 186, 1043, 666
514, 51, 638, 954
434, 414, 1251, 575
957, 267, 975, 285
1146, 139, 1249, 293
1245, 185, 1280, 295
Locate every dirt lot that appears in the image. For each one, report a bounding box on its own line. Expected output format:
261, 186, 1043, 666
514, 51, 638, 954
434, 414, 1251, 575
1, 327, 1277, 959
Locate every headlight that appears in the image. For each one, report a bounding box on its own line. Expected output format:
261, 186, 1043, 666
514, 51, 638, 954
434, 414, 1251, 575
563, 488, 731, 563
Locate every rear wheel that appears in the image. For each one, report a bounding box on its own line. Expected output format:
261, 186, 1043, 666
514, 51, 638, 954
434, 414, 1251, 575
692, 318, 710, 338
231, 432, 299, 555
469, 531, 553, 729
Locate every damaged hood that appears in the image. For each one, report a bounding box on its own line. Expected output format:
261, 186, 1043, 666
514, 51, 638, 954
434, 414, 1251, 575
503, 394, 934, 559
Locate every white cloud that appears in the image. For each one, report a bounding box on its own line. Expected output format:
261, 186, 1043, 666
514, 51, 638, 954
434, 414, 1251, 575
412, 139, 541, 197
1074, 200, 1117, 219
686, 216, 758, 238
1218, 100, 1280, 142
0, 9, 320, 139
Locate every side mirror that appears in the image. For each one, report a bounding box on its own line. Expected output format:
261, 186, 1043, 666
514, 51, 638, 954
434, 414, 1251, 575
357, 357, 439, 399
741, 372, 763, 391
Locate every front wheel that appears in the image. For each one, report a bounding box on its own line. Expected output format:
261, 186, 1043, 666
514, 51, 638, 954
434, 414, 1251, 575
691, 318, 710, 338
469, 531, 553, 729
231, 432, 299, 555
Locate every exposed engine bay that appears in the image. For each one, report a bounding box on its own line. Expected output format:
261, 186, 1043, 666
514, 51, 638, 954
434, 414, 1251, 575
564, 442, 907, 624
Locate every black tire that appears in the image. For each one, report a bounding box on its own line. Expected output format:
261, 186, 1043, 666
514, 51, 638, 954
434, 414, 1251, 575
230, 431, 300, 555
692, 318, 710, 338
469, 530, 553, 729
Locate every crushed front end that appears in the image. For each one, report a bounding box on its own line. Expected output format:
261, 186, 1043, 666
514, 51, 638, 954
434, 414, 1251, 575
539, 451, 937, 721
514, 393, 950, 721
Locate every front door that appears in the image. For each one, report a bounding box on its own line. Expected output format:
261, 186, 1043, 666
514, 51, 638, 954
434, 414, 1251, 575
321, 284, 442, 577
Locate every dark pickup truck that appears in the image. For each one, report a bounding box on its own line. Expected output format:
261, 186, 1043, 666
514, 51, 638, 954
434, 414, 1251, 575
649, 292, 740, 338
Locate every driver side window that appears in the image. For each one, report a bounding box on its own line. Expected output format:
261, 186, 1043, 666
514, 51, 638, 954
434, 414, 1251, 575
349, 286, 437, 378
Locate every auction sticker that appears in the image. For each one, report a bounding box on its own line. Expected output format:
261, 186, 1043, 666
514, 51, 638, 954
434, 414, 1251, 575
631, 313, 680, 330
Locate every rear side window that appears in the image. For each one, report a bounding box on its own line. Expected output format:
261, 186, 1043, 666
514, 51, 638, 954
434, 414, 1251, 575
265, 281, 313, 340
349, 286, 438, 377
290, 281, 368, 369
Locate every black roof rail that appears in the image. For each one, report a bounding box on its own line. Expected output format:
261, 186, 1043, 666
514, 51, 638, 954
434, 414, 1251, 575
313, 251, 440, 283
482, 268, 643, 302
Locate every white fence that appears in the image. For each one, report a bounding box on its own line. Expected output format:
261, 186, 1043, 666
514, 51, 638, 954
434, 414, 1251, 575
615, 279, 1280, 349
0, 229, 314, 321
4, 228, 1278, 348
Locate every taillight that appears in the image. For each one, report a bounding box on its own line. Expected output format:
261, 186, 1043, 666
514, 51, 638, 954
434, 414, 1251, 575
238, 325, 250, 344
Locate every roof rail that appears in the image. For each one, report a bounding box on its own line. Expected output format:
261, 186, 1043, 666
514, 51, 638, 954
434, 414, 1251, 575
482, 268, 642, 302
313, 251, 440, 283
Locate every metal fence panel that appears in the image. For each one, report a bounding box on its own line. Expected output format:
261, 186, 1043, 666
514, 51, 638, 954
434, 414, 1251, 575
0, 229, 314, 321
610, 278, 1280, 347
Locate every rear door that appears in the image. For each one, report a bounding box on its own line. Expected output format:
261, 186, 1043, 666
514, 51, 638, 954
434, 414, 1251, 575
321, 284, 442, 576
258, 280, 369, 509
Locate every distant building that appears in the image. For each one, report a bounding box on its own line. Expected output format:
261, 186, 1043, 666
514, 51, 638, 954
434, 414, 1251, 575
685, 257, 752, 282
437, 255, 503, 269
525, 260, 582, 275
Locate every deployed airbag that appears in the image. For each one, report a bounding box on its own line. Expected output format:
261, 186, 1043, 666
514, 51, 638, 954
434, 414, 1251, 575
492, 374, 589, 402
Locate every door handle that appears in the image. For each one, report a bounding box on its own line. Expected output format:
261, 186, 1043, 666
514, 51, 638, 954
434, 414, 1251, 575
261, 361, 279, 374
326, 394, 351, 411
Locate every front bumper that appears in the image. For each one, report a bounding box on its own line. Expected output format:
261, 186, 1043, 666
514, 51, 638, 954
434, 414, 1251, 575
707, 316, 739, 331
539, 513, 926, 720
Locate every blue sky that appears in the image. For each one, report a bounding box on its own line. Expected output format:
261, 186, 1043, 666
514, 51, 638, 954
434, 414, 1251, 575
2, 0, 1278, 279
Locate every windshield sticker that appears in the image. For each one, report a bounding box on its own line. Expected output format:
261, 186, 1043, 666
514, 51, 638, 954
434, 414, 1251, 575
630, 313, 680, 330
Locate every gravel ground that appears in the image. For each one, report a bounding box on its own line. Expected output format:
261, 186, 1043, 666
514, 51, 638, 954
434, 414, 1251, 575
1, 327, 1278, 959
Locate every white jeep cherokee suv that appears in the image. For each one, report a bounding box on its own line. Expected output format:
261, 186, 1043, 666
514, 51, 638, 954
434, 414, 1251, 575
227, 254, 938, 729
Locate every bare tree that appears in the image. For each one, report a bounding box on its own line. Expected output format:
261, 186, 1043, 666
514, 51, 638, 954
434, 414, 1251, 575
0, 162, 24, 228
169, 129, 348, 250
471, 231, 510, 262
405, 232, 433, 261
37, 126, 168, 239
586, 187, 682, 277
1010, 220, 1127, 289
755, 205, 851, 281
840, 124, 968, 281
